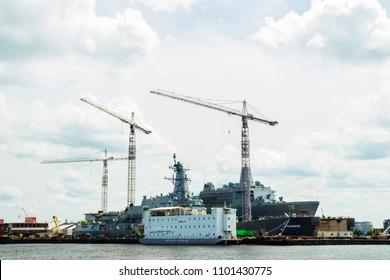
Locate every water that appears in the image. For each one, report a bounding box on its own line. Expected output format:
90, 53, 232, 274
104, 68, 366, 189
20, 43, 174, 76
1, 244, 389, 260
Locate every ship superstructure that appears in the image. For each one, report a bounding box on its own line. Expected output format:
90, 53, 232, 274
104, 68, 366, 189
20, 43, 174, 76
140, 153, 204, 209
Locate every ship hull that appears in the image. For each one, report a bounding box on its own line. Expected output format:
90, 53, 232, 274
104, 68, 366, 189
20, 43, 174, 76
237, 216, 320, 237
139, 238, 230, 245
251, 201, 319, 218
237, 216, 290, 236
282, 216, 321, 236
200, 192, 319, 218
203, 201, 319, 219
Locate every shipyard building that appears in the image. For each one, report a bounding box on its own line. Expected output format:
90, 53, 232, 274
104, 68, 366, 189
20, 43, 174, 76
354, 221, 373, 235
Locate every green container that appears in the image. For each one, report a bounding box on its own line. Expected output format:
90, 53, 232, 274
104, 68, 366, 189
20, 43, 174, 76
236, 229, 255, 236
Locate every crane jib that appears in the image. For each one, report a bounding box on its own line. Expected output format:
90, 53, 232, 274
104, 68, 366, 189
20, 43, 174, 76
151, 89, 278, 126
80, 97, 151, 134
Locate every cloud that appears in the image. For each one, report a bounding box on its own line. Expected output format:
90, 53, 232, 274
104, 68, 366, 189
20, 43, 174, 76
0, 0, 158, 64
290, 87, 390, 192
249, 0, 390, 62
298, 90, 390, 161
46, 169, 98, 199
136, 0, 197, 12
0, 186, 23, 202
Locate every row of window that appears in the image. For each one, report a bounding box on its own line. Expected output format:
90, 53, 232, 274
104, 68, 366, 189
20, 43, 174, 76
149, 216, 216, 222
145, 224, 216, 229
9, 223, 48, 228
148, 233, 217, 237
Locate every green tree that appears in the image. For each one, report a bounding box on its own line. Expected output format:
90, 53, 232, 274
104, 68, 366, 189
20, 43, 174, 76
366, 228, 379, 236
353, 229, 364, 236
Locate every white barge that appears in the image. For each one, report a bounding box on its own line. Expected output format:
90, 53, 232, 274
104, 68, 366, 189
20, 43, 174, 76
140, 206, 237, 245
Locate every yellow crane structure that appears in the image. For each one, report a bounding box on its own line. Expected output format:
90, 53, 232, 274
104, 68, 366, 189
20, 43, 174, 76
52, 216, 63, 237
80, 97, 151, 207
42, 150, 127, 213
151, 89, 277, 222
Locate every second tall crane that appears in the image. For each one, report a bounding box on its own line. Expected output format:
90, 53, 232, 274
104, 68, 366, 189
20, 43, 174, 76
80, 97, 151, 207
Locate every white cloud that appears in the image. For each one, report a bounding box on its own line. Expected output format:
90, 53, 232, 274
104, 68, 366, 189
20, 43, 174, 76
289, 85, 390, 194
250, 0, 390, 62
0, 185, 23, 202
0, 0, 158, 64
306, 33, 328, 48
136, 0, 197, 12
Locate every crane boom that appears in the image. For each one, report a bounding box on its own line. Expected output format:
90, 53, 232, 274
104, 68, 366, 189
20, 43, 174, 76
41, 156, 128, 164
80, 97, 152, 134
151, 89, 278, 126
151, 89, 278, 222
52, 216, 63, 236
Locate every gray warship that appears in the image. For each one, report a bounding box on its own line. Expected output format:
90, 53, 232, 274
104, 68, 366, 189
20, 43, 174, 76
200, 181, 319, 219
200, 181, 320, 236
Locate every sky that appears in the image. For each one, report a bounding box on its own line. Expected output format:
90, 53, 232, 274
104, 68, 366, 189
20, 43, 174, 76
1, 0, 390, 228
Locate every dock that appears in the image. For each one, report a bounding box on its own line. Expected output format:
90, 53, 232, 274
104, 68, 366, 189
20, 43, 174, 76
2, 236, 390, 245
243, 236, 390, 245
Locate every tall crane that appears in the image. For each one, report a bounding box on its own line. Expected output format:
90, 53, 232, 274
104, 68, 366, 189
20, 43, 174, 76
80, 97, 151, 207
151, 89, 278, 222
42, 150, 127, 212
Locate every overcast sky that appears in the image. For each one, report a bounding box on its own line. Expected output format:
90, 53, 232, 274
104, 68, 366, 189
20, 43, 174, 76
1, 0, 390, 227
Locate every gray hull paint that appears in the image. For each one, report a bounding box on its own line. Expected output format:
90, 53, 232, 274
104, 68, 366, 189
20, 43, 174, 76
236, 201, 320, 218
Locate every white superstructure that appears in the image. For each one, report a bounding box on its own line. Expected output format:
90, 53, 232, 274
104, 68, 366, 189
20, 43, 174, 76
141, 206, 237, 245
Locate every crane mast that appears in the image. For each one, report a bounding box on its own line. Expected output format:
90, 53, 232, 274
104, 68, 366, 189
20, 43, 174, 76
42, 150, 127, 212
80, 97, 151, 207
240, 101, 252, 221
151, 89, 277, 222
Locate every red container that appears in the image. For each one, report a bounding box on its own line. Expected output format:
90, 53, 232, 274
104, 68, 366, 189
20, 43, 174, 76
25, 217, 37, 223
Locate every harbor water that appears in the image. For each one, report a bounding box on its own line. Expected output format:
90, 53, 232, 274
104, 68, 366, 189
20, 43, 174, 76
1, 243, 389, 260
